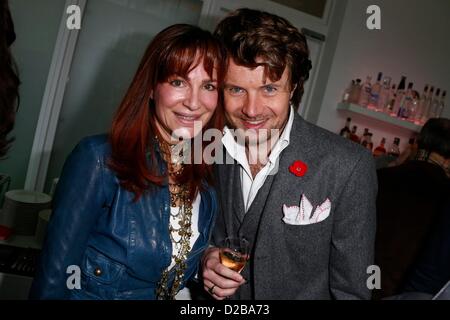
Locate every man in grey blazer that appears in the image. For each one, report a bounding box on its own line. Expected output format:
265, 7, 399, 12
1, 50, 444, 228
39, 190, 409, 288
201, 8, 377, 300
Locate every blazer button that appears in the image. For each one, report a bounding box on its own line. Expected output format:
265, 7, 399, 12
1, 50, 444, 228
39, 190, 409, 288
94, 267, 102, 276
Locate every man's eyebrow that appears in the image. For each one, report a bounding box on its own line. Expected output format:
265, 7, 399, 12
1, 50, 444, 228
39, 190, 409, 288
224, 82, 241, 87
261, 83, 281, 87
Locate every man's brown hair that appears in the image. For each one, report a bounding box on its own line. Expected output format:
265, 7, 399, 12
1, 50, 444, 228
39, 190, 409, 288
214, 8, 312, 108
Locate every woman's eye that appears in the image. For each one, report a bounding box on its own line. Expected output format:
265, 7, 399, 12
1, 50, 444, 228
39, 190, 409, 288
203, 83, 217, 91
170, 79, 184, 87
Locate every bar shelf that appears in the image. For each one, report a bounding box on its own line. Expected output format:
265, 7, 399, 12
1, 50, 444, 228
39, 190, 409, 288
337, 102, 422, 132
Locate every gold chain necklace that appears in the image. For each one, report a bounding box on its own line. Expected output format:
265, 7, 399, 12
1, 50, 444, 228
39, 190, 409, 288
155, 136, 194, 300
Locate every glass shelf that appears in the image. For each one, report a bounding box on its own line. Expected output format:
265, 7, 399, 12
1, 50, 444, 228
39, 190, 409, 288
337, 102, 423, 133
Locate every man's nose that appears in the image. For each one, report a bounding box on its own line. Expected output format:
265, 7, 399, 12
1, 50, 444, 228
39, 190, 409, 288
242, 93, 262, 118
183, 87, 200, 111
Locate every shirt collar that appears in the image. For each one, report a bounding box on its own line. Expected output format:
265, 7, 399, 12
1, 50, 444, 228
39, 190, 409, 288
268, 105, 294, 164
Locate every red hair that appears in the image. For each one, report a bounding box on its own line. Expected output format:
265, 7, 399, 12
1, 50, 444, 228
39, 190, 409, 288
108, 24, 224, 200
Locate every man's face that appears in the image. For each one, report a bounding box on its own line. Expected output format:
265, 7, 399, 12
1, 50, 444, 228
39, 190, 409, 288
223, 59, 292, 146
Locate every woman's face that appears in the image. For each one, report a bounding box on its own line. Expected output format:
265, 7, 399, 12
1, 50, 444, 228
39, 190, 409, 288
153, 60, 218, 143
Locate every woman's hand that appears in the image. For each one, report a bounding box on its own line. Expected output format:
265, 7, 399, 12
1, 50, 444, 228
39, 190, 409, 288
201, 247, 246, 300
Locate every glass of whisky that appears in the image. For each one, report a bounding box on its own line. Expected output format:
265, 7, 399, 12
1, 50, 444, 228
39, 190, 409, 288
219, 237, 249, 273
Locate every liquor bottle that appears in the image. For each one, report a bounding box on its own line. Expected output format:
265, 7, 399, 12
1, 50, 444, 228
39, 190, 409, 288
420, 86, 434, 124
428, 88, 441, 119
388, 137, 401, 158
339, 117, 351, 138
349, 79, 362, 104
373, 137, 387, 157
405, 136, 417, 160
360, 128, 370, 146
397, 82, 414, 119
437, 90, 447, 118
349, 125, 361, 143
408, 90, 420, 123
415, 85, 429, 124
361, 130, 372, 149
366, 133, 374, 151
368, 72, 383, 110
385, 84, 397, 115
377, 76, 392, 112
392, 76, 407, 116
342, 80, 354, 103
358, 76, 372, 107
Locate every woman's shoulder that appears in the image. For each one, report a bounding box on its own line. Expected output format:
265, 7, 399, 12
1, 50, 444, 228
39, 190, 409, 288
74, 134, 111, 158
77, 134, 110, 150
67, 134, 118, 192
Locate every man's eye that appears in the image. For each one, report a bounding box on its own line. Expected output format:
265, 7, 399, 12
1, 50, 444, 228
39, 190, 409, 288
263, 85, 277, 94
228, 87, 244, 95
203, 83, 217, 91
170, 79, 184, 87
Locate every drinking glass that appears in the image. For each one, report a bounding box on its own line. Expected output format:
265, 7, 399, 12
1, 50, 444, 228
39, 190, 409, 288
219, 237, 249, 273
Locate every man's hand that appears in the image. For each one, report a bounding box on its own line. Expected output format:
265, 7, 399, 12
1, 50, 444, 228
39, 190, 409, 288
202, 247, 246, 300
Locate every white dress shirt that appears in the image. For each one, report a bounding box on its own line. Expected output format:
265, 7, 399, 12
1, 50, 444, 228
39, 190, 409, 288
222, 106, 294, 212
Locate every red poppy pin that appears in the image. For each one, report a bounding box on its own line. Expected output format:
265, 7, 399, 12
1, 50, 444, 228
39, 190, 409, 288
289, 160, 308, 177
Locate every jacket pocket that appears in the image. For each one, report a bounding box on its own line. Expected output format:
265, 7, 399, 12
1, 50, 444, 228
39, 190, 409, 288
80, 248, 125, 299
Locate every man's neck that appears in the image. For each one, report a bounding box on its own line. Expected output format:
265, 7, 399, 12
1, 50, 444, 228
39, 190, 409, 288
245, 119, 289, 178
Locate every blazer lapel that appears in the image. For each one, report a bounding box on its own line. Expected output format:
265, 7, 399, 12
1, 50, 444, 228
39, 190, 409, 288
256, 114, 316, 231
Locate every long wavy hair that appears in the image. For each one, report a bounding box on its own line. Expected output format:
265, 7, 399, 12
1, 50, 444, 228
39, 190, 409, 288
108, 24, 224, 200
0, 0, 20, 158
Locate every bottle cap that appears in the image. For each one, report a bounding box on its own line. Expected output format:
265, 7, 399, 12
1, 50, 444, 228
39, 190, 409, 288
377, 72, 383, 81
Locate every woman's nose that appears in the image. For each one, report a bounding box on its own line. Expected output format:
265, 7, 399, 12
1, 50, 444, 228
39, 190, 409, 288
183, 88, 200, 111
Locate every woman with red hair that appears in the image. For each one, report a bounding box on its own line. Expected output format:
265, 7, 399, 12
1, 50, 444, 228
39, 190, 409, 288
30, 24, 224, 300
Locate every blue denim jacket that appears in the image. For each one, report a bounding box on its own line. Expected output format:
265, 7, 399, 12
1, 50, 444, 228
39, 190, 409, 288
29, 135, 217, 299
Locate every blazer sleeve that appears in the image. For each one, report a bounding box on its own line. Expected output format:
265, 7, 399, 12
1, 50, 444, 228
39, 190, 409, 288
29, 138, 107, 299
329, 150, 378, 300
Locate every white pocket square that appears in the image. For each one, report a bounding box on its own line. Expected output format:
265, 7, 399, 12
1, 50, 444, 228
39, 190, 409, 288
282, 194, 331, 225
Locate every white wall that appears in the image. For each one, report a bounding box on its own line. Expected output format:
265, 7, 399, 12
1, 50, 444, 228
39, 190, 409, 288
316, 0, 450, 151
